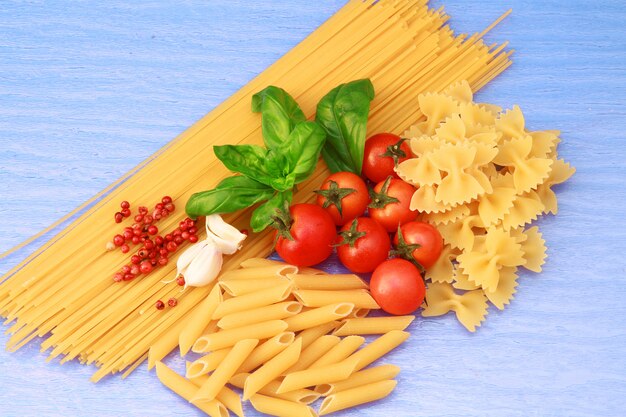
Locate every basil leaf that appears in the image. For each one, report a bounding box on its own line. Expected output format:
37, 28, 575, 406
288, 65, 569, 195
185, 175, 274, 219
252, 86, 306, 150
316, 79, 375, 174
250, 190, 293, 233
213, 144, 276, 186
278, 121, 326, 183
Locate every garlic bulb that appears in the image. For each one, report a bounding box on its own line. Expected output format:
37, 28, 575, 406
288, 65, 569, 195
172, 214, 247, 288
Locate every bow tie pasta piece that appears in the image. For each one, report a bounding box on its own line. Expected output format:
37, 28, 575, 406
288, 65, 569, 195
437, 214, 483, 251
425, 245, 460, 284
493, 135, 554, 194
452, 267, 480, 291
499, 189, 545, 231
417, 92, 460, 135
408, 135, 445, 156
495, 105, 526, 141
457, 227, 525, 293
517, 226, 547, 272
421, 282, 488, 332
429, 144, 487, 206
529, 130, 561, 158
536, 158, 576, 215
436, 115, 500, 146
459, 102, 499, 129
477, 185, 517, 227
396, 154, 442, 187
409, 184, 453, 213
442, 80, 473, 103
422, 203, 471, 226
483, 266, 519, 310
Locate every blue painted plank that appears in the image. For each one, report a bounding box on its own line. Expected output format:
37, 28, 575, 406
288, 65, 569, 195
1, 1, 626, 416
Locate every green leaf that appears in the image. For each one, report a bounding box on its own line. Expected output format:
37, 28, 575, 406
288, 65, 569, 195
185, 176, 274, 219
316, 79, 375, 174
252, 86, 307, 150
274, 121, 326, 184
250, 190, 293, 233
213, 144, 278, 187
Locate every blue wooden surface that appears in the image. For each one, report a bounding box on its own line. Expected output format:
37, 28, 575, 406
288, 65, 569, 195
1, 1, 625, 416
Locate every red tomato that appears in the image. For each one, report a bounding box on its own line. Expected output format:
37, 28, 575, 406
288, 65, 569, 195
362, 133, 412, 183
315, 172, 369, 226
274, 204, 336, 267
370, 258, 425, 315
368, 177, 418, 232
393, 221, 443, 269
336, 217, 391, 273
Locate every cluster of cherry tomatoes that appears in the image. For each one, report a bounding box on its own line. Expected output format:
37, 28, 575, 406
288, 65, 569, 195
272, 133, 443, 316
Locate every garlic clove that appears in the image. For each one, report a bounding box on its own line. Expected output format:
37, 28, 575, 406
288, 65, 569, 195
205, 214, 247, 255
183, 243, 223, 287
176, 239, 209, 277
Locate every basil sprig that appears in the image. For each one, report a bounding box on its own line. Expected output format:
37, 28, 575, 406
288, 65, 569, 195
316, 79, 375, 175
186, 86, 326, 232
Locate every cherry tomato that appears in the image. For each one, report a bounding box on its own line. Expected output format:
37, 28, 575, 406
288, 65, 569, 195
274, 204, 336, 267
368, 177, 418, 232
370, 258, 425, 315
315, 172, 369, 226
393, 221, 443, 269
336, 217, 391, 273
363, 133, 412, 183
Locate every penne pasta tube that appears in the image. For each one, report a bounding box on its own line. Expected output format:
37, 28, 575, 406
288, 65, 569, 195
191, 339, 259, 403
219, 277, 289, 297
309, 335, 365, 369
179, 285, 222, 355
296, 267, 325, 275
278, 358, 358, 393
219, 265, 298, 281
332, 316, 415, 336
284, 303, 353, 332
186, 367, 245, 417
237, 331, 295, 373
217, 301, 302, 330
243, 338, 302, 400
295, 322, 339, 349
344, 330, 410, 372
193, 320, 288, 352
315, 364, 401, 396
147, 317, 188, 370
212, 281, 293, 319
230, 373, 320, 405
284, 335, 340, 374
186, 348, 230, 379
318, 379, 398, 415
250, 394, 317, 417
287, 274, 368, 290
348, 308, 370, 318
293, 289, 379, 309
155, 361, 228, 417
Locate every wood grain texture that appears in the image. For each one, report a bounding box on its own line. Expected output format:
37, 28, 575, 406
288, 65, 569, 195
1, 1, 625, 416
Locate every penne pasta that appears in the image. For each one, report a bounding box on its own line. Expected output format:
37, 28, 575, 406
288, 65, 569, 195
237, 331, 295, 373
250, 393, 317, 417
147, 317, 188, 370
217, 301, 302, 330
319, 379, 398, 415
315, 364, 401, 396
155, 361, 228, 417
212, 281, 293, 319
186, 366, 245, 417
287, 274, 368, 290
293, 289, 379, 309
193, 320, 287, 352
191, 338, 258, 403
284, 303, 353, 332
295, 322, 339, 349
186, 348, 230, 379
243, 338, 302, 400
348, 308, 370, 319
332, 316, 415, 336
230, 373, 320, 405
284, 335, 340, 374
278, 358, 358, 393
344, 330, 410, 371
179, 285, 222, 355
219, 265, 298, 281
219, 277, 289, 297
308, 335, 365, 369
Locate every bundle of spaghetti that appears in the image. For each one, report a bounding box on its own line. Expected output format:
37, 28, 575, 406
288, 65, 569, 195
0, 0, 512, 381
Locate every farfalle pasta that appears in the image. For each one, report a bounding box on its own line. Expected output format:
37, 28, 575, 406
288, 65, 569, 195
397, 81, 574, 331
